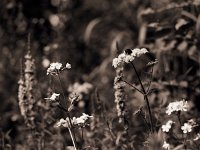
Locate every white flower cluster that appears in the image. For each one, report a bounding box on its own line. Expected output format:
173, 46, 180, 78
162, 120, 174, 132
55, 113, 93, 128
181, 123, 192, 134
68, 82, 93, 99
112, 48, 148, 68
181, 119, 197, 134
44, 93, 60, 101
166, 99, 189, 115
162, 141, 170, 150
47, 62, 71, 75
72, 113, 93, 125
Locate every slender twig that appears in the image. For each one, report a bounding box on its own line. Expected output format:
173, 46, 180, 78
121, 79, 144, 94
130, 62, 154, 133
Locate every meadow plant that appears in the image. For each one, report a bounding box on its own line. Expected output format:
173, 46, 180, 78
112, 48, 154, 132
17, 45, 65, 149
45, 61, 94, 150
16, 47, 200, 150
113, 65, 126, 124
159, 99, 200, 150
17, 50, 40, 149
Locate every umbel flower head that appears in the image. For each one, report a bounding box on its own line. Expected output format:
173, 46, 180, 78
112, 48, 148, 68
47, 62, 71, 75
55, 113, 93, 128
166, 99, 189, 115
72, 113, 93, 126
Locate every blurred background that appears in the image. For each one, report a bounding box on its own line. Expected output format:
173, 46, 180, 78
0, 0, 200, 149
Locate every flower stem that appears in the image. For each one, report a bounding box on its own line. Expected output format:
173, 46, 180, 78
131, 62, 154, 133
177, 112, 187, 150
121, 79, 144, 94
57, 73, 78, 149
67, 123, 78, 150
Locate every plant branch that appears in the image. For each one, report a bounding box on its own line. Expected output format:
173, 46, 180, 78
57, 73, 78, 149
131, 62, 154, 133
121, 79, 144, 94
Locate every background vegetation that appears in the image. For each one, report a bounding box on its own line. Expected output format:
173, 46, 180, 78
0, 0, 200, 149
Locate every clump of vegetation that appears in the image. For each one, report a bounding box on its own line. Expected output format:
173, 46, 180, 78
0, 0, 200, 150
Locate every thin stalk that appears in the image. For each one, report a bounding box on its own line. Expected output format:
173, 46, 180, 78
57, 73, 68, 107
177, 112, 182, 127
57, 73, 78, 149
131, 62, 154, 132
67, 122, 77, 150
177, 112, 187, 150
81, 127, 84, 149
121, 79, 144, 94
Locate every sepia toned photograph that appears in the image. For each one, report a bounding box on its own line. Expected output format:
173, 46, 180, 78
0, 0, 200, 149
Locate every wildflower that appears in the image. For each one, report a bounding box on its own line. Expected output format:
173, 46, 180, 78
24, 50, 36, 127
132, 48, 148, 57
181, 123, 192, 134
162, 120, 174, 133
181, 119, 197, 134
72, 113, 93, 126
113, 65, 126, 123
66, 63, 71, 69
193, 133, 200, 141
55, 118, 69, 128
45, 93, 60, 101
166, 99, 189, 115
162, 141, 170, 150
18, 77, 26, 118
112, 58, 120, 68
47, 62, 62, 75
112, 48, 149, 68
